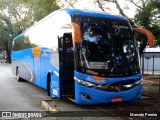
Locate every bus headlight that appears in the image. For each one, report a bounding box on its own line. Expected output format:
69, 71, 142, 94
74, 77, 95, 87
134, 79, 142, 85
74, 77, 83, 84
123, 84, 133, 88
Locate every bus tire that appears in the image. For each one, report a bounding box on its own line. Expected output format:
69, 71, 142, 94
47, 73, 51, 96
16, 68, 22, 82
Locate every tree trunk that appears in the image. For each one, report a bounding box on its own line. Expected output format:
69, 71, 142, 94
4, 41, 11, 63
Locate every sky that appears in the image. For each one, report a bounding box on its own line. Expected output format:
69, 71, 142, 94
58, 0, 137, 18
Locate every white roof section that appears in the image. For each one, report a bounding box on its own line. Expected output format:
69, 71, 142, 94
144, 47, 160, 52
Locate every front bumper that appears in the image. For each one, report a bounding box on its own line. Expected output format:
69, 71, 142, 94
75, 81, 142, 105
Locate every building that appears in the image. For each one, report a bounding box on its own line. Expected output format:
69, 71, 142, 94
141, 47, 160, 75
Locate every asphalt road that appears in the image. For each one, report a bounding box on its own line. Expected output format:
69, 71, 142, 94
0, 63, 50, 111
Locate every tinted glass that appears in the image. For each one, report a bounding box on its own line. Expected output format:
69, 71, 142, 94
73, 16, 140, 77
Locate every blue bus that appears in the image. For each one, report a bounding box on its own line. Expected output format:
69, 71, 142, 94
11, 9, 154, 105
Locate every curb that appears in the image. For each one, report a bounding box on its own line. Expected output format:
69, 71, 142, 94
40, 100, 59, 114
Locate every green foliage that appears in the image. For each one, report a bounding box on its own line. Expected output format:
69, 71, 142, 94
24, 0, 60, 21
134, 0, 160, 47
13, 36, 37, 51
0, 0, 59, 63
0, 0, 34, 62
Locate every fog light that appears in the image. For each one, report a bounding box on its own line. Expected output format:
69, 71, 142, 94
80, 93, 92, 100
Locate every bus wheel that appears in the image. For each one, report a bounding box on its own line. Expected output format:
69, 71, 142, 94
16, 68, 22, 82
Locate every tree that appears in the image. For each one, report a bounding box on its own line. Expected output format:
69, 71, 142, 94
57, 0, 77, 8
24, 0, 60, 21
0, 0, 60, 63
0, 22, 12, 62
95, 0, 136, 26
0, 0, 34, 63
134, 0, 160, 47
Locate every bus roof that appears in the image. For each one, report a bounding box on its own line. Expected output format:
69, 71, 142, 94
13, 9, 128, 40
60, 9, 128, 21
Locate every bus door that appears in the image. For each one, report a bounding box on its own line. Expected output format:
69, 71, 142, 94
59, 33, 75, 98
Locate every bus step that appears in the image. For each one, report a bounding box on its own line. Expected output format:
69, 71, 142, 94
62, 95, 74, 97
66, 97, 75, 103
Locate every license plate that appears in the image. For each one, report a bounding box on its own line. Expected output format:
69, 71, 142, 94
111, 97, 122, 102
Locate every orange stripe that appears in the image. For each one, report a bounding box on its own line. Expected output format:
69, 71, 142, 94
32, 47, 41, 59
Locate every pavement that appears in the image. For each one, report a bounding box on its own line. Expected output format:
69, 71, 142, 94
40, 98, 117, 117
41, 100, 58, 112
40, 99, 119, 120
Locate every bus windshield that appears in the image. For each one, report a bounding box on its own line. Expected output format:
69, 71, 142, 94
74, 17, 140, 77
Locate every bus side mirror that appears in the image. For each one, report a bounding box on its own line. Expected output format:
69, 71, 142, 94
70, 22, 81, 44
133, 28, 154, 48
61, 22, 81, 44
